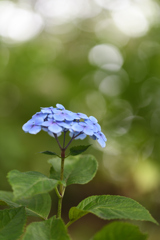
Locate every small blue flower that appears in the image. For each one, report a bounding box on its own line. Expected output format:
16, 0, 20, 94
22, 119, 42, 134
42, 119, 63, 134
94, 131, 107, 148
22, 104, 107, 148
58, 120, 73, 130
54, 109, 75, 121
85, 118, 101, 133
41, 107, 54, 114
56, 103, 65, 110
71, 122, 94, 136
72, 112, 88, 120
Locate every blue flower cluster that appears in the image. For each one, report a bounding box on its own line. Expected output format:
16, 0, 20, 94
22, 104, 107, 148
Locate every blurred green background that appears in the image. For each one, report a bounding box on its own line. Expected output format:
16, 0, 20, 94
0, 0, 160, 239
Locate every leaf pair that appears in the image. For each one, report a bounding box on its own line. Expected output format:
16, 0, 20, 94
0, 207, 70, 240
0, 153, 158, 240
3, 155, 158, 227
41, 144, 91, 157
6, 154, 97, 200
0, 206, 148, 240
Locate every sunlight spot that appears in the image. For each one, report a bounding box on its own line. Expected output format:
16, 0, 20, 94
0, 1, 44, 43
112, 5, 148, 37
88, 44, 123, 71
36, 0, 101, 25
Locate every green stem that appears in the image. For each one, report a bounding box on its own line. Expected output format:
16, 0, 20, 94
59, 153, 65, 195
66, 221, 73, 228
57, 196, 62, 219
57, 149, 65, 218
63, 131, 67, 148
55, 186, 61, 199
56, 132, 82, 218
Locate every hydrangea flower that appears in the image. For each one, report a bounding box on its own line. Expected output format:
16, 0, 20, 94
22, 104, 107, 148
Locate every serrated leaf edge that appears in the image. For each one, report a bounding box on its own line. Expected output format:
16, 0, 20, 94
68, 195, 158, 225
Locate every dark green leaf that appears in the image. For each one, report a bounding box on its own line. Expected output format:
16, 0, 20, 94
91, 221, 148, 240
23, 216, 71, 240
68, 195, 158, 225
40, 151, 60, 157
0, 191, 51, 220
49, 154, 98, 186
7, 170, 60, 199
69, 145, 91, 156
0, 207, 26, 240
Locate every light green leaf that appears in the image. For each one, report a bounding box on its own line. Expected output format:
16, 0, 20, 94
23, 216, 71, 240
49, 154, 98, 186
69, 145, 91, 156
0, 191, 51, 220
7, 170, 60, 199
68, 195, 158, 226
91, 221, 148, 240
40, 151, 60, 157
0, 207, 26, 240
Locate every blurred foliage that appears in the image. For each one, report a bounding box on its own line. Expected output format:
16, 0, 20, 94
0, 0, 160, 239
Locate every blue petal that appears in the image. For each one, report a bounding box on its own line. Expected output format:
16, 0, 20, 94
78, 112, 88, 119
79, 122, 94, 135
83, 128, 94, 136
29, 125, 41, 134
96, 123, 101, 132
94, 131, 107, 147
41, 107, 54, 114
48, 131, 62, 138
84, 120, 94, 130
48, 114, 55, 119
97, 137, 106, 148
56, 104, 65, 110
98, 131, 107, 141
89, 116, 98, 123
64, 110, 75, 121
47, 131, 55, 138
41, 121, 50, 127
58, 121, 72, 129
22, 119, 33, 132
32, 112, 47, 120
48, 123, 62, 133
54, 113, 65, 121
71, 123, 83, 132
75, 133, 86, 140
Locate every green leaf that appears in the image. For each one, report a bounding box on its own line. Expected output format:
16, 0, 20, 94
0, 191, 51, 220
23, 216, 71, 240
7, 170, 60, 199
91, 221, 148, 240
40, 151, 60, 157
69, 145, 91, 156
68, 195, 158, 226
49, 154, 98, 186
0, 207, 26, 240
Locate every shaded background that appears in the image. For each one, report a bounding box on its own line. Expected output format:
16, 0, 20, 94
0, 0, 160, 239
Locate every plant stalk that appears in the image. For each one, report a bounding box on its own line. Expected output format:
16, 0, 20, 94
57, 149, 65, 218
56, 132, 82, 218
